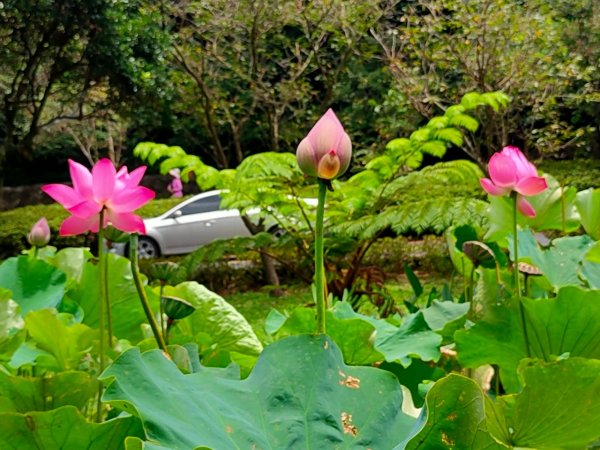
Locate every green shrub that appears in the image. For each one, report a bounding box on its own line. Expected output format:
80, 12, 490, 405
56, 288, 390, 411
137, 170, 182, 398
0, 196, 190, 259
539, 159, 600, 191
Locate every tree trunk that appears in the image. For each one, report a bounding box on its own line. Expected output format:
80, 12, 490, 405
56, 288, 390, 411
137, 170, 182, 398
240, 214, 282, 296
259, 251, 282, 297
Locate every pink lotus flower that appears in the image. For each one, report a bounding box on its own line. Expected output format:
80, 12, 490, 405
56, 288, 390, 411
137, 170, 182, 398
42, 159, 155, 236
296, 109, 352, 180
480, 146, 547, 217
27, 217, 50, 247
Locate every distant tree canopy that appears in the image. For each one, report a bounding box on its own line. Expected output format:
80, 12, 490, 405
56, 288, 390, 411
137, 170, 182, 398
0, 0, 598, 184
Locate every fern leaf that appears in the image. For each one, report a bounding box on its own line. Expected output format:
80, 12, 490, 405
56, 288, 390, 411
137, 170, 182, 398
419, 140, 447, 158
460, 92, 485, 110
426, 116, 449, 130
432, 128, 463, 147
448, 113, 479, 132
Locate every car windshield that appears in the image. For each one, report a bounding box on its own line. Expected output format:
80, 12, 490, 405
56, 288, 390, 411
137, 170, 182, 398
174, 194, 222, 216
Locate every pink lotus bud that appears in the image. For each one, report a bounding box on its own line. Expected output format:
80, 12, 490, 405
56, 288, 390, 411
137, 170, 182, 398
296, 109, 352, 180
27, 217, 51, 247
480, 146, 548, 217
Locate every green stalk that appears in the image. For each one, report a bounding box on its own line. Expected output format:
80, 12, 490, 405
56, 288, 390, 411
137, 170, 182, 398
513, 194, 531, 357
96, 210, 106, 421
314, 179, 327, 335
103, 241, 113, 349
129, 234, 168, 353
159, 284, 166, 337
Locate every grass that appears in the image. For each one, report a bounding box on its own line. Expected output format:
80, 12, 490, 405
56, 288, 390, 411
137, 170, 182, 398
222, 268, 459, 344
225, 286, 313, 343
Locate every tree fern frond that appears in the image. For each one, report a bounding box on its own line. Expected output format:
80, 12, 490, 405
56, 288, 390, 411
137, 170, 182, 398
133, 142, 187, 166
235, 152, 300, 180
426, 116, 449, 129
448, 113, 479, 132
419, 140, 447, 157
432, 128, 463, 147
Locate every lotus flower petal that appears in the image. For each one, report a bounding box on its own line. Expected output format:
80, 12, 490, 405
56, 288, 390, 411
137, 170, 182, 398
307, 109, 345, 158
296, 137, 318, 177
501, 146, 537, 179
488, 152, 517, 188
110, 186, 156, 213
317, 150, 341, 180
92, 159, 117, 202
41, 184, 84, 209
68, 160, 94, 200
515, 176, 548, 196
68, 200, 103, 218
107, 211, 146, 234
517, 196, 537, 217
59, 214, 99, 236
480, 178, 509, 196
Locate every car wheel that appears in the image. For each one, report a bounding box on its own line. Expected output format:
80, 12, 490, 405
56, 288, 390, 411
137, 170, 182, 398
138, 236, 160, 259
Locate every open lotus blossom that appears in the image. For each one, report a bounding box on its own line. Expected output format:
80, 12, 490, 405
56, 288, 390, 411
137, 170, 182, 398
27, 217, 50, 247
296, 109, 352, 180
42, 159, 155, 236
480, 146, 548, 217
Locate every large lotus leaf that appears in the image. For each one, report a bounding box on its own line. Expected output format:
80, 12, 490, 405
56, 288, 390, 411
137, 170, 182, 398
485, 175, 579, 241
0, 256, 67, 315
402, 374, 508, 449
380, 360, 446, 409
101, 334, 417, 449
575, 188, 600, 240
67, 253, 156, 343
421, 300, 469, 343
0, 405, 143, 449
0, 370, 97, 413
375, 311, 442, 367
456, 297, 526, 393
165, 282, 262, 358
487, 357, 600, 448
48, 247, 94, 284
15, 309, 97, 372
0, 289, 25, 362
513, 231, 594, 288
521, 286, 600, 360
456, 286, 600, 392
267, 304, 384, 365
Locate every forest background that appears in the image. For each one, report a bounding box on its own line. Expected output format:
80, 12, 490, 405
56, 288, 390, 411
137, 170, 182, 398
0, 0, 598, 190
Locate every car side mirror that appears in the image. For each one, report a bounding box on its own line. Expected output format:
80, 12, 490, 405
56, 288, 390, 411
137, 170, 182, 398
171, 210, 183, 219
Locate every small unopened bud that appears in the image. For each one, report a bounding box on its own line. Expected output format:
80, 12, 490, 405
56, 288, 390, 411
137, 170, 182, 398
296, 109, 352, 180
27, 217, 50, 247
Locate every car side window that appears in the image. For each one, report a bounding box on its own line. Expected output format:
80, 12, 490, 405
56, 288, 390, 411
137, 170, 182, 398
177, 195, 222, 216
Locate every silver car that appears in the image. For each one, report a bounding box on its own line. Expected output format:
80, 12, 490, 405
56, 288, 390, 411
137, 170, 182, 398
131, 190, 252, 258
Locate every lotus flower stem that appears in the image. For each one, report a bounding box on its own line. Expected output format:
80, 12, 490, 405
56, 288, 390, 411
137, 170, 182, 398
96, 210, 107, 422
159, 284, 166, 337
97, 210, 107, 372
315, 179, 327, 334
129, 234, 168, 353
513, 194, 531, 357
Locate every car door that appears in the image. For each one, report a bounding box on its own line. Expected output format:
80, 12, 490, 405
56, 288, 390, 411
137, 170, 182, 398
157, 193, 250, 254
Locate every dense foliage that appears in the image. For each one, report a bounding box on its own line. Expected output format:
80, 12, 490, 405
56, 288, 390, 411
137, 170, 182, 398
0, 0, 598, 185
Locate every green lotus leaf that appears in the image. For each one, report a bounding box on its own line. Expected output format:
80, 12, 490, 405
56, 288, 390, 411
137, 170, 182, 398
0, 370, 97, 413
456, 286, 600, 392
487, 358, 600, 449
0, 405, 143, 449
0, 256, 66, 315
101, 334, 417, 449
403, 374, 508, 449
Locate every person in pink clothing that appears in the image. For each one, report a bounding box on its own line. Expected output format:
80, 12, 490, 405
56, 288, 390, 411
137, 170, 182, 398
167, 168, 183, 198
